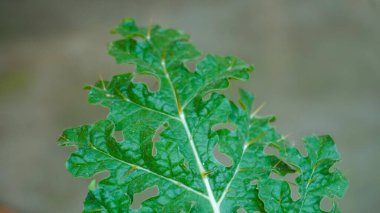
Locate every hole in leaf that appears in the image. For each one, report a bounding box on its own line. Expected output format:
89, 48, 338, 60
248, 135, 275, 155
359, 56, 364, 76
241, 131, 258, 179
213, 143, 233, 167
133, 74, 160, 92
212, 122, 236, 131
264, 145, 279, 156
287, 173, 300, 200
131, 185, 159, 210
151, 123, 169, 157
92, 171, 110, 181
113, 131, 124, 142
269, 172, 282, 180
184, 60, 197, 72
290, 139, 307, 157
202, 93, 211, 101
320, 196, 333, 212
299, 146, 308, 157
250, 179, 258, 185
237, 207, 247, 213
269, 172, 300, 200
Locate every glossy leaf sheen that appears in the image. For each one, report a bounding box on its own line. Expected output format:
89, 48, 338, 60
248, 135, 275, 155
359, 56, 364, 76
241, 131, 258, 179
58, 18, 348, 213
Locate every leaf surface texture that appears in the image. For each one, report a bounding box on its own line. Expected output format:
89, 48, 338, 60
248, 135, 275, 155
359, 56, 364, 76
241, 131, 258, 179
58, 18, 348, 213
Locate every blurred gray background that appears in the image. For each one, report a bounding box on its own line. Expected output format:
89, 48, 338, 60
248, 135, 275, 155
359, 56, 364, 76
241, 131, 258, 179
0, 0, 379, 212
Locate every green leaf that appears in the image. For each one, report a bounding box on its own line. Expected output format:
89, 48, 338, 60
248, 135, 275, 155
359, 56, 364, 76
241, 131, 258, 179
58, 18, 347, 212
258, 136, 349, 213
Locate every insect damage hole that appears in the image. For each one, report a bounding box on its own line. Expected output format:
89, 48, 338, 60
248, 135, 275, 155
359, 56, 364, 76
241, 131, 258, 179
113, 131, 124, 142
87, 171, 110, 192
202, 93, 212, 101
250, 179, 258, 185
92, 171, 110, 183
286, 173, 300, 200
213, 143, 233, 167
237, 207, 247, 213
263, 145, 279, 156
131, 185, 159, 210
212, 122, 236, 131
184, 60, 199, 73
133, 74, 160, 92
269, 172, 300, 200
151, 123, 169, 157
320, 196, 333, 212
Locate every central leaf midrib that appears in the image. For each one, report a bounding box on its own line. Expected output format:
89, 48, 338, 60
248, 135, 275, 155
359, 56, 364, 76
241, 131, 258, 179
123, 33, 221, 212
158, 49, 220, 212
